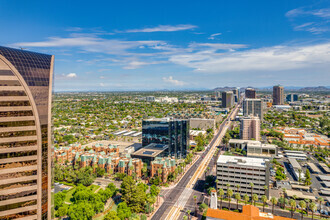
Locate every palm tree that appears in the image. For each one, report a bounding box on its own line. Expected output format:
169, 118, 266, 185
270, 197, 277, 214
250, 183, 254, 200
299, 200, 306, 220
252, 194, 258, 206
187, 209, 191, 220
289, 199, 296, 218
304, 199, 310, 213
317, 197, 324, 210
226, 184, 230, 194
309, 202, 317, 220
227, 189, 233, 210
261, 195, 268, 212
218, 189, 224, 210
236, 184, 240, 194
234, 193, 241, 210
193, 195, 197, 216
243, 194, 249, 206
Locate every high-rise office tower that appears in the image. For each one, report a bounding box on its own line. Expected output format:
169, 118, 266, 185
240, 116, 260, 141
0, 46, 53, 219
243, 98, 263, 121
142, 118, 189, 159
221, 91, 234, 108
286, 94, 298, 102
245, 88, 256, 99
232, 88, 239, 103
273, 85, 284, 105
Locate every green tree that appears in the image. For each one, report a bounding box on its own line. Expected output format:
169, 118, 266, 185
299, 200, 306, 220
309, 202, 317, 220
252, 194, 258, 206
104, 211, 120, 220
234, 193, 241, 210
68, 201, 95, 220
218, 189, 224, 209
117, 202, 132, 220
270, 197, 277, 214
289, 199, 296, 218
243, 194, 249, 206
304, 169, 312, 186
57, 206, 67, 218
261, 195, 268, 213
227, 189, 233, 210
121, 176, 146, 213
249, 183, 254, 199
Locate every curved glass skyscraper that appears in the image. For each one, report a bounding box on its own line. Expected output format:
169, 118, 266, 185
0, 46, 53, 219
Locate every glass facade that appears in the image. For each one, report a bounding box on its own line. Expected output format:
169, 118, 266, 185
142, 118, 189, 159
0, 46, 53, 219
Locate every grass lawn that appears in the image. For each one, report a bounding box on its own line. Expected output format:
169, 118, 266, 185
89, 184, 101, 193
64, 187, 76, 204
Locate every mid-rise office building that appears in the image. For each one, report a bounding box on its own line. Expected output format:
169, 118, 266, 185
142, 118, 189, 159
243, 98, 263, 121
245, 88, 256, 99
273, 85, 284, 105
286, 94, 298, 102
221, 91, 234, 108
0, 46, 53, 219
240, 116, 260, 141
216, 155, 269, 198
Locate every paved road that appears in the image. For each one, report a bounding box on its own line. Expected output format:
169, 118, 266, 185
151, 102, 241, 220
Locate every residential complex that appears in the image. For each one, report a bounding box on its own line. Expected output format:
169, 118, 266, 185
243, 98, 263, 121
245, 88, 256, 99
221, 91, 234, 108
273, 85, 284, 105
216, 155, 270, 198
150, 157, 176, 183
0, 46, 53, 219
275, 127, 329, 148
240, 116, 261, 141
142, 118, 189, 159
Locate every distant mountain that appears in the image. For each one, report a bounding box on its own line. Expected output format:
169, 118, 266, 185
213, 86, 330, 92
213, 86, 239, 91
298, 86, 330, 92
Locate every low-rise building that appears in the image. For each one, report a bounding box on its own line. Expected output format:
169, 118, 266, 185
229, 139, 278, 158
206, 205, 294, 220
150, 157, 176, 183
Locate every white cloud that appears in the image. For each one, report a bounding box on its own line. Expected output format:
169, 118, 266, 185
12, 37, 164, 56
100, 83, 106, 87
123, 60, 167, 69
100, 76, 105, 79
123, 24, 197, 33
208, 33, 222, 40
66, 27, 83, 32
169, 42, 330, 73
286, 7, 330, 33
162, 76, 186, 86
55, 73, 78, 80
66, 73, 77, 78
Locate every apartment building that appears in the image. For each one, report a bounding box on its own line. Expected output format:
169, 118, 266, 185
240, 116, 260, 141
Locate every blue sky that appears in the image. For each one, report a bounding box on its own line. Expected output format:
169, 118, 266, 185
0, 0, 329, 91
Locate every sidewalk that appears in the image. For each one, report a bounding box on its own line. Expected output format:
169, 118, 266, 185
147, 196, 165, 220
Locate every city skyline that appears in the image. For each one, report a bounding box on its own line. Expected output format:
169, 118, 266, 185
0, 0, 329, 91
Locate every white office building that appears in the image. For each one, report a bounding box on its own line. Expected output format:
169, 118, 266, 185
216, 155, 270, 198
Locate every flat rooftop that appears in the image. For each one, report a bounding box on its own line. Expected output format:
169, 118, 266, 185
288, 158, 301, 170
217, 155, 267, 168
131, 143, 168, 158
229, 139, 261, 144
